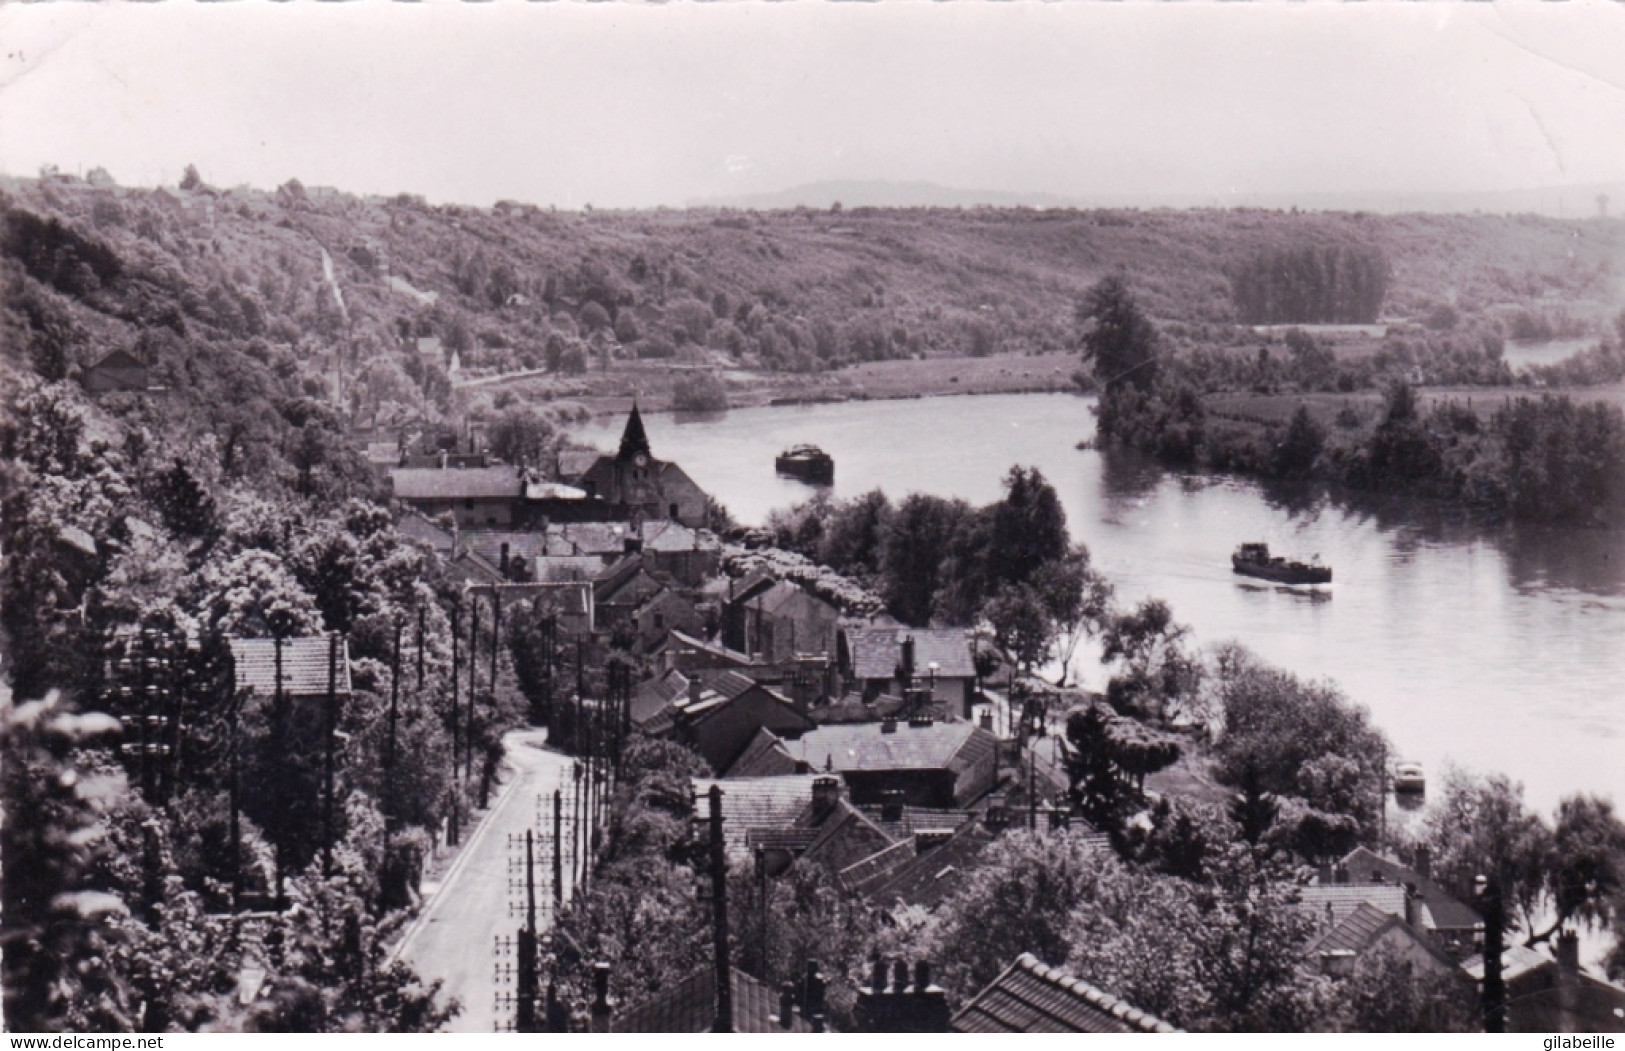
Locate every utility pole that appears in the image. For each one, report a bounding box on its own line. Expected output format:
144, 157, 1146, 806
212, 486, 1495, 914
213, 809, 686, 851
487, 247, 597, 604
708, 784, 733, 1033
1477, 875, 1506, 1033
229, 685, 243, 911
553, 787, 564, 906
272, 634, 287, 909
322, 633, 339, 877
417, 604, 426, 691
384, 620, 402, 896
468, 599, 480, 782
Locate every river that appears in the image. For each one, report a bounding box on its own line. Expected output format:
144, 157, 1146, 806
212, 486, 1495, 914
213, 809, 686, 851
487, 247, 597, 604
570, 392, 1625, 815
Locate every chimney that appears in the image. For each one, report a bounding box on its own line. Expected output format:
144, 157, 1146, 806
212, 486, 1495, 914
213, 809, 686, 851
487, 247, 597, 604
897, 634, 916, 690
1403, 884, 1421, 929
880, 717, 898, 734
1414, 845, 1431, 879
855, 957, 951, 1033
589, 962, 613, 1033
979, 711, 993, 731
776, 981, 796, 1029
880, 789, 906, 823
500, 542, 510, 575
811, 777, 841, 820
1556, 930, 1581, 1032
687, 676, 703, 707
1335, 865, 1350, 884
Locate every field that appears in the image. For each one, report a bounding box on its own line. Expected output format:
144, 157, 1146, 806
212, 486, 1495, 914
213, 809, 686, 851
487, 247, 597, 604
1207, 383, 1625, 434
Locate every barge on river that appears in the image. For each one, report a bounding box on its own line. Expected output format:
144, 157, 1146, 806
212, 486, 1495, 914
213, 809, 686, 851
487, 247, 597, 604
775, 444, 834, 485
1232, 542, 1332, 585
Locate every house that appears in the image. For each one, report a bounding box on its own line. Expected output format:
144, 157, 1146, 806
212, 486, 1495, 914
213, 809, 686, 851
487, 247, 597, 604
390, 465, 523, 528
730, 581, 840, 664
593, 557, 672, 627
1463, 934, 1625, 1033
723, 728, 802, 779
565, 404, 711, 527
862, 820, 1001, 909
1329, 846, 1481, 959
628, 589, 703, 655
645, 671, 815, 774
1295, 883, 1411, 930
229, 635, 352, 699
1304, 901, 1463, 982
637, 519, 723, 587
690, 775, 826, 852
781, 718, 999, 809
662, 628, 761, 677
951, 954, 1181, 1033
840, 626, 977, 719
82, 349, 150, 394
363, 441, 402, 478
612, 965, 818, 1033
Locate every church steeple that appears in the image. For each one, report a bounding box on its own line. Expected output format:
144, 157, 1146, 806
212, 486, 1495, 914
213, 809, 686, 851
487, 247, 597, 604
617, 401, 652, 462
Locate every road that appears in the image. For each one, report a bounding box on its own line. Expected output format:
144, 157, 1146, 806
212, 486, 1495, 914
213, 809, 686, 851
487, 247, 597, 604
392, 728, 583, 1033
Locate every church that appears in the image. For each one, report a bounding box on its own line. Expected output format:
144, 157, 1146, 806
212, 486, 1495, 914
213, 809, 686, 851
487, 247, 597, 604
566, 404, 712, 528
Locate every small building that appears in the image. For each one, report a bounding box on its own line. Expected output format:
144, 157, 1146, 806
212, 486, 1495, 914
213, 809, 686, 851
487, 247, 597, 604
690, 775, 826, 852
628, 588, 703, 655
646, 670, 815, 774
82, 349, 150, 395
566, 404, 711, 527
1329, 846, 1481, 960
390, 465, 523, 528
840, 626, 977, 719
613, 964, 818, 1033
1462, 935, 1625, 1034
638, 519, 723, 587
782, 719, 999, 809
732, 580, 840, 664
951, 954, 1181, 1033
1304, 901, 1463, 982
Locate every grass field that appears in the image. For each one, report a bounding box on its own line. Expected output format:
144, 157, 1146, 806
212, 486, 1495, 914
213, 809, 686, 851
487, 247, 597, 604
1206, 383, 1625, 432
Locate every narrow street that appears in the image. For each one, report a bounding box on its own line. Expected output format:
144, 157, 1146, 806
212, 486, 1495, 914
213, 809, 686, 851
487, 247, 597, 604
391, 728, 583, 1033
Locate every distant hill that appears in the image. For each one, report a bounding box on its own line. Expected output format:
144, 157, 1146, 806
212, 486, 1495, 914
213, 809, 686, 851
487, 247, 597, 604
698, 178, 1625, 219
3, 171, 1622, 449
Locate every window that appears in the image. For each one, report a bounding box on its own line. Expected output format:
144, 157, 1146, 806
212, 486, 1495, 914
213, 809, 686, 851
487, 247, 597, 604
670, 503, 680, 520
464, 498, 474, 510
654, 613, 665, 629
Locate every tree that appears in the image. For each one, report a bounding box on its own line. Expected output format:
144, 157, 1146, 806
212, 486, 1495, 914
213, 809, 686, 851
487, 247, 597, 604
1100, 599, 1201, 723
987, 466, 1068, 590
1077, 273, 1159, 393
816, 489, 892, 585
2, 689, 135, 1032
1334, 948, 1477, 1032
1062, 703, 1179, 834
1423, 766, 1553, 937
488, 409, 553, 468
1274, 406, 1326, 477
879, 494, 972, 627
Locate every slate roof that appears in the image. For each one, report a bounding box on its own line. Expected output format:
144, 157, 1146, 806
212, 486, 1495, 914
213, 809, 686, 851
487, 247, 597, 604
1296, 884, 1409, 928
632, 670, 688, 727
230, 636, 351, 697
845, 627, 975, 681
691, 776, 822, 851
837, 838, 918, 895
1336, 846, 1480, 930
724, 728, 800, 779
865, 820, 1001, 908
397, 512, 454, 553
666, 629, 757, 670
641, 519, 720, 553
1305, 900, 1463, 978
860, 806, 973, 842
390, 466, 521, 501
1461, 943, 1561, 985
951, 954, 1181, 1034
91, 348, 147, 370
795, 798, 899, 871
556, 447, 602, 482
784, 720, 997, 776
613, 965, 813, 1033
364, 441, 401, 466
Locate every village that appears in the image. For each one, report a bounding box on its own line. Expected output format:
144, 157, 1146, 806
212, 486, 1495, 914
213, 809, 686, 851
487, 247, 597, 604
312, 402, 1614, 1033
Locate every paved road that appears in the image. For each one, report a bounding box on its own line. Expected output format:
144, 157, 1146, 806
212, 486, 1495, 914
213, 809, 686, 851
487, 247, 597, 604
393, 729, 583, 1033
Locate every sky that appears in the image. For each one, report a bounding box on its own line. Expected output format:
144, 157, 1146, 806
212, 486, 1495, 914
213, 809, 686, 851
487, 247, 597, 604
1, 1, 1623, 211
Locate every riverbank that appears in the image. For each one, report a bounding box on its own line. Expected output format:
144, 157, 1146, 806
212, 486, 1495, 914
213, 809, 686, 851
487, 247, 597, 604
456, 349, 1083, 420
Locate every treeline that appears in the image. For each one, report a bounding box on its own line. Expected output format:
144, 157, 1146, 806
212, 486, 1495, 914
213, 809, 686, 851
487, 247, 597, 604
1228, 244, 1391, 325
1081, 276, 1625, 527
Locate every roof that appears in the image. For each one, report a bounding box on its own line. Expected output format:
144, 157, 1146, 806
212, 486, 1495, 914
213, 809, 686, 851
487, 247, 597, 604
861, 805, 973, 843
1296, 884, 1409, 928
784, 721, 997, 776
725, 728, 800, 779
1304, 901, 1462, 975
951, 954, 1181, 1034
634, 587, 696, 621
90, 348, 146, 370
1337, 846, 1480, 930
865, 820, 1001, 908
524, 481, 586, 501
749, 580, 831, 617
364, 442, 400, 466
390, 466, 521, 501
613, 965, 813, 1033
666, 629, 759, 671
691, 776, 823, 851
796, 798, 899, 871
57, 525, 97, 556
845, 627, 975, 680
557, 447, 602, 482
1461, 943, 1561, 985
230, 636, 351, 697
633, 669, 689, 727
641, 519, 720, 553
837, 838, 918, 895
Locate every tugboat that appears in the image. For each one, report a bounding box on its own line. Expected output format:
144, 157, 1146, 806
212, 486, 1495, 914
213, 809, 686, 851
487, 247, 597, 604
1231, 542, 1332, 585
775, 444, 834, 485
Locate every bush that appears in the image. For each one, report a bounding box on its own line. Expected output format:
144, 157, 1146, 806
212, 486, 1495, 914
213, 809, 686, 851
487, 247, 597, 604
670, 371, 729, 412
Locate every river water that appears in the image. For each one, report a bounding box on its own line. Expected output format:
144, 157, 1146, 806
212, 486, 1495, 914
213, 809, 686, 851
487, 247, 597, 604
571, 393, 1625, 814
